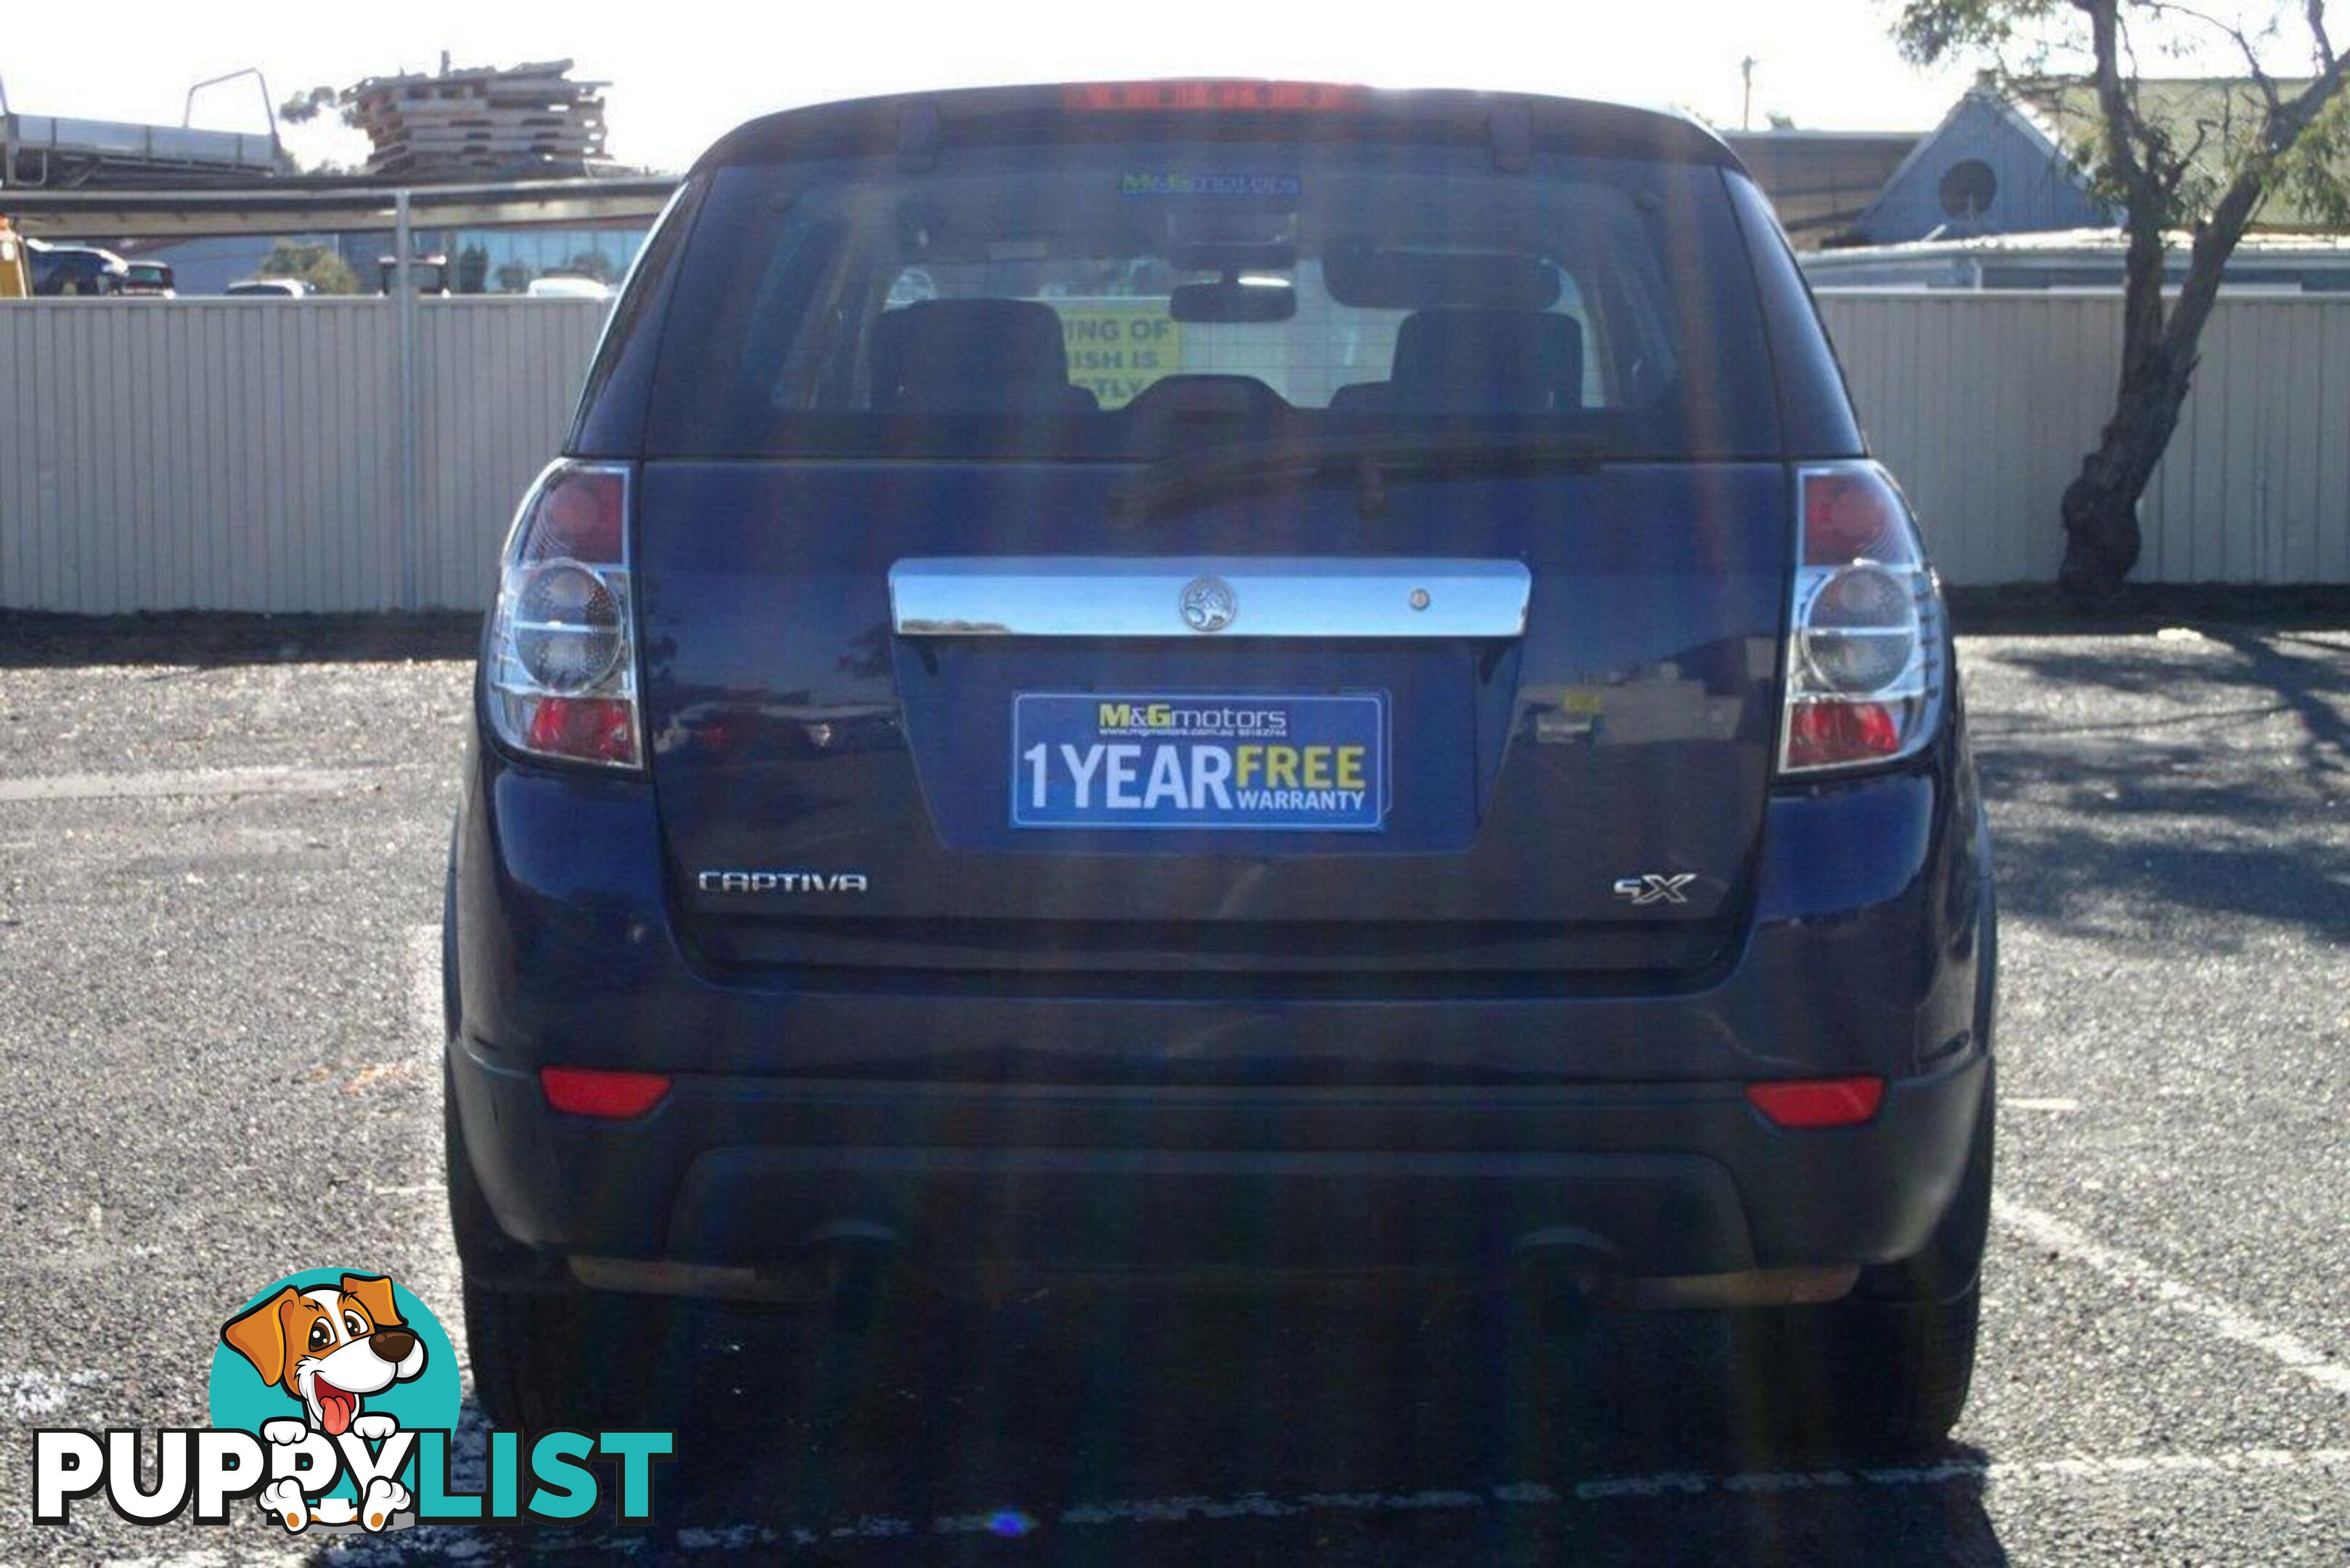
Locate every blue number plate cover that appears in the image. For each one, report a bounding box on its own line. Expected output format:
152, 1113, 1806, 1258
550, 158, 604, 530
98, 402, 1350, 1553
1012, 693, 1389, 831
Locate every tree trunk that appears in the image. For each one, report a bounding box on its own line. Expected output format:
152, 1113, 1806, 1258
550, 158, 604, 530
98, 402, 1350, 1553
2053, 0, 2348, 603
2057, 348, 2190, 603
2058, 203, 2259, 604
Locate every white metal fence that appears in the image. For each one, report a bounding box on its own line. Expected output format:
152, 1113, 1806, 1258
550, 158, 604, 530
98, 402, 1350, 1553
1819, 291, 2350, 587
0, 298, 607, 615
4, 291, 2349, 614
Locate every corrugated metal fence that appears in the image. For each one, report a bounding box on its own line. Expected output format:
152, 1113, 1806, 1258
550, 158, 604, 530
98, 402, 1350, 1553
4, 291, 2349, 613
0, 298, 606, 614
1819, 292, 2350, 587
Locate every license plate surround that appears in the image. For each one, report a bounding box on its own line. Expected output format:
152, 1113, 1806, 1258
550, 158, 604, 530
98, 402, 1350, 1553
1011, 690, 1390, 833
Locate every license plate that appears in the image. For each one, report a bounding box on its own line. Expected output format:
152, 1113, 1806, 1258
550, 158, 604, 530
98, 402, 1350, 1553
1012, 692, 1388, 832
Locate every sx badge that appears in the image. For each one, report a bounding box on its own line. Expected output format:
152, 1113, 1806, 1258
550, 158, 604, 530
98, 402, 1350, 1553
1613, 873, 1696, 906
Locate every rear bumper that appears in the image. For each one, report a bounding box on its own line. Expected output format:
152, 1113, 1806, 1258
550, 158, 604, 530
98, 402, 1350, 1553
450, 1033, 1989, 1286
449, 725, 1995, 1291
453, 740, 1991, 1087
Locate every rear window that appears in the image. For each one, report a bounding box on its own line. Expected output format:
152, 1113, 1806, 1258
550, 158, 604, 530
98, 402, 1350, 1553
642, 137, 1782, 461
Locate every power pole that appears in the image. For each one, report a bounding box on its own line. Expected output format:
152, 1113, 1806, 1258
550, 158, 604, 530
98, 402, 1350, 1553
1741, 56, 1758, 131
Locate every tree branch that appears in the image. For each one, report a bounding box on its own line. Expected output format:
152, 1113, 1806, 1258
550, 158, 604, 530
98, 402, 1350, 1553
2163, 33, 2350, 363
2087, 0, 2150, 190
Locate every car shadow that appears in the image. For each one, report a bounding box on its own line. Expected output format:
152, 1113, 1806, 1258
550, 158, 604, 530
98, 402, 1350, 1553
310, 1292, 2007, 1565
1970, 629, 2350, 943
0, 610, 482, 669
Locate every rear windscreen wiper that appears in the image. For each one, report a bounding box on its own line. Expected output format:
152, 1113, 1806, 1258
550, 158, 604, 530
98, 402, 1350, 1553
1105, 431, 1617, 525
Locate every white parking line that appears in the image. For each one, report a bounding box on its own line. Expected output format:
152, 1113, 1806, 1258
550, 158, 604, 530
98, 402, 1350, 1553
1996, 1197, 2350, 1397
0, 766, 362, 804
0, 1366, 107, 1417
799, 1446, 2350, 1544
248, 1445, 2350, 1557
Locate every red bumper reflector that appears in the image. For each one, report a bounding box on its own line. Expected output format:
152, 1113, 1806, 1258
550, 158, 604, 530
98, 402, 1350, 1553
1745, 1076, 1885, 1129
540, 1067, 672, 1119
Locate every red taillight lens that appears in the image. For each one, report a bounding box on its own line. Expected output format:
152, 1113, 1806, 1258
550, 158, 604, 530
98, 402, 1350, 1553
487, 461, 640, 770
1803, 471, 1906, 565
1780, 465, 1945, 776
1784, 701, 1900, 769
1062, 81, 1371, 113
541, 1067, 672, 1119
1745, 1076, 1885, 1129
524, 696, 637, 764
527, 467, 624, 563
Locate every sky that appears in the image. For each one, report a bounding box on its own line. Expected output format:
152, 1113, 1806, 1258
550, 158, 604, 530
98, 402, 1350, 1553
6, 0, 1993, 173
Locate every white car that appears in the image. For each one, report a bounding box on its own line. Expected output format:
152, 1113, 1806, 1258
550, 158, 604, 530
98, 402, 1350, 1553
224, 278, 310, 298
524, 274, 612, 300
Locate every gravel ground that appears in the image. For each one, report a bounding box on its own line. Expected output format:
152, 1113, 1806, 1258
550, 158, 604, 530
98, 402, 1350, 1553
0, 625, 2343, 1564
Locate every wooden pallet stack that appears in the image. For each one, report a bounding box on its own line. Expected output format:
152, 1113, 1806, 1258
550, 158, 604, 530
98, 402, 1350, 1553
348, 58, 608, 178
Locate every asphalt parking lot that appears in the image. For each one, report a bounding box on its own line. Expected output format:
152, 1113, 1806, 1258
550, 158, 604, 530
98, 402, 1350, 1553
1, 621, 2345, 1564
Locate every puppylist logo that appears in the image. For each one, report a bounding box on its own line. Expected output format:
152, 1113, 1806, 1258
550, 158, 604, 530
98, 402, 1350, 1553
31, 1269, 670, 1535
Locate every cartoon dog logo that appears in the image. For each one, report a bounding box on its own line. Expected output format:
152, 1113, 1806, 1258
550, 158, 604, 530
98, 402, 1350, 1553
221, 1273, 425, 1531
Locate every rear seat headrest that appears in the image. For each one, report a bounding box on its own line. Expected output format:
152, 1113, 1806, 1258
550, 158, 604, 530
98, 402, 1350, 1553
1390, 307, 1584, 413
870, 298, 1094, 414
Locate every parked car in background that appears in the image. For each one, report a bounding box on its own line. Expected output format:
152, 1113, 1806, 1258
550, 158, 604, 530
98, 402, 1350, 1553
122, 261, 177, 298
25, 239, 128, 295
524, 274, 613, 300
446, 82, 1998, 1455
224, 277, 310, 298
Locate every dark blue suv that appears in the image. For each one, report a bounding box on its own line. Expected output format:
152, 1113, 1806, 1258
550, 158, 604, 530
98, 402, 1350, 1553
444, 82, 1997, 1453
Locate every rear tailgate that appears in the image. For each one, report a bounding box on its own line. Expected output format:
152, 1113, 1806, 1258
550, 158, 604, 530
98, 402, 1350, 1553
637, 460, 1787, 978
608, 89, 1805, 986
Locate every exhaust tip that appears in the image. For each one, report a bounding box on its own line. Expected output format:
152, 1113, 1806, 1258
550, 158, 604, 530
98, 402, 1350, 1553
1514, 1230, 1621, 1336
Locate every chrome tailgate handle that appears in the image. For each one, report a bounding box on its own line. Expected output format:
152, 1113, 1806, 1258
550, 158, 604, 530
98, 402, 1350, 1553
889, 558, 1530, 639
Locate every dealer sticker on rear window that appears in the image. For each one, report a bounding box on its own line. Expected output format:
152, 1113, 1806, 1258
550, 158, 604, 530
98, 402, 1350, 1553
1013, 693, 1388, 832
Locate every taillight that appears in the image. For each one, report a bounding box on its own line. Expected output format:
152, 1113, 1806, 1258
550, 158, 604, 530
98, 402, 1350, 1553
486, 461, 640, 769
1779, 462, 1946, 775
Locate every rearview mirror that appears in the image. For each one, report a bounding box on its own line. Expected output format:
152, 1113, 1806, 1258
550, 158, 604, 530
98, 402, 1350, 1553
1169, 277, 1297, 324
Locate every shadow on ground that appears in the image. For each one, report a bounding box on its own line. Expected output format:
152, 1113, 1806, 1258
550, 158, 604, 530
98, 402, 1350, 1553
315, 1293, 2006, 1566
1972, 630, 2350, 944
0, 611, 482, 668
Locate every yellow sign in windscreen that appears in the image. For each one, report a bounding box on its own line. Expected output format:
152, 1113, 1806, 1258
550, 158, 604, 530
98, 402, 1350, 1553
1056, 299, 1181, 408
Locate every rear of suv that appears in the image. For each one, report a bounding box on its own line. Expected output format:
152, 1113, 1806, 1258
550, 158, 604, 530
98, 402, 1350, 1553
444, 82, 1997, 1452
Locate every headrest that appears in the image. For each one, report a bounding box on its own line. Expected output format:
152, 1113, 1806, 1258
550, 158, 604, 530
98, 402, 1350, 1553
871, 298, 1077, 412
1390, 308, 1584, 413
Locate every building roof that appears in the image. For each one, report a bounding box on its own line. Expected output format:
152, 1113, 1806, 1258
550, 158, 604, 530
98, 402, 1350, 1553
1718, 128, 1923, 240
0, 174, 677, 240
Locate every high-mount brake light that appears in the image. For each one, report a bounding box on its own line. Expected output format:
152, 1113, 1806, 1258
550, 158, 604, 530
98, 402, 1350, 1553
1779, 462, 1947, 775
1061, 81, 1373, 114
486, 461, 642, 769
